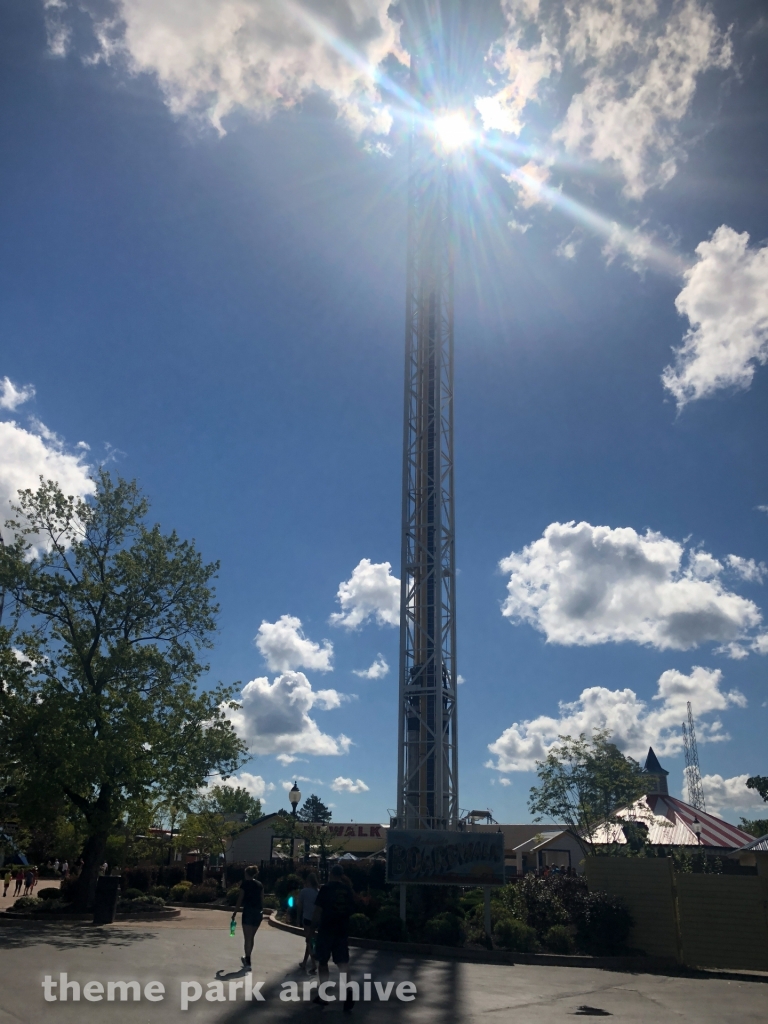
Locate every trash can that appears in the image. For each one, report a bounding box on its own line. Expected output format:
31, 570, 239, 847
93, 876, 120, 925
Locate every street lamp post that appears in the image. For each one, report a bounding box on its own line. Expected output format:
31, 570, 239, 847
289, 783, 301, 817
288, 783, 301, 865
692, 816, 703, 871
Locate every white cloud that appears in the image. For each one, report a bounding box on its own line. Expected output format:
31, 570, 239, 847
0, 417, 95, 550
352, 653, 389, 680
554, 0, 731, 199
43, 0, 71, 57
210, 772, 274, 801
727, 555, 766, 584
700, 773, 768, 816
0, 377, 35, 412
74, 0, 404, 135
498, 777, 512, 787
255, 615, 333, 673
482, 0, 731, 199
330, 776, 369, 794
502, 160, 552, 210
662, 227, 768, 407
487, 665, 745, 772
499, 521, 762, 653
330, 558, 399, 630
475, 18, 559, 136
227, 671, 352, 764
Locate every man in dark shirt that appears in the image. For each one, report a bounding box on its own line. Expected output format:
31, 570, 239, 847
232, 865, 264, 970
312, 866, 357, 1010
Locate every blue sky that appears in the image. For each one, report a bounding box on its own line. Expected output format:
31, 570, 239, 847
1, 0, 767, 825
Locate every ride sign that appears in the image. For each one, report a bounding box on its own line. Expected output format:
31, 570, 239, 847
386, 829, 505, 886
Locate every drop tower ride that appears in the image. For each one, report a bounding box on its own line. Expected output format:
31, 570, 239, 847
396, 14, 459, 831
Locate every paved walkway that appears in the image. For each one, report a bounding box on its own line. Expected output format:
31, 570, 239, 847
0, 910, 765, 1023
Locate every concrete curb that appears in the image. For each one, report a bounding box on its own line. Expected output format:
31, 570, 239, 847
1, 907, 181, 923
265, 914, 768, 981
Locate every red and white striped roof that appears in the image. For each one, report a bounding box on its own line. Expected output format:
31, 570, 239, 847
589, 794, 753, 849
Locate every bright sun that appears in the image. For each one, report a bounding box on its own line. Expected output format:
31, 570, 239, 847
433, 112, 473, 152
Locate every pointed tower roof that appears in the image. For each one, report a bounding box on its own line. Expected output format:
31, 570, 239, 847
643, 747, 669, 776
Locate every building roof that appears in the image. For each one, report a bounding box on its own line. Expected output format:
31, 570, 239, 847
643, 746, 669, 777
588, 793, 754, 849
513, 831, 568, 854
735, 834, 768, 853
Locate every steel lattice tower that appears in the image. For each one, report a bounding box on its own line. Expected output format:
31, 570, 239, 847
682, 701, 706, 812
396, 26, 459, 831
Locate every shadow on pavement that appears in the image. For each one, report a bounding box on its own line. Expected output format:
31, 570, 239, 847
220, 947, 463, 1024
0, 923, 157, 951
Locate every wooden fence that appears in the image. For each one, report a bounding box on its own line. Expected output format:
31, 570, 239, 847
586, 857, 768, 972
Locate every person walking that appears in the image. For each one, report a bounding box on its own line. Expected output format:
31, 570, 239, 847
13, 870, 23, 897
3, 869, 10, 898
312, 865, 357, 1012
297, 872, 320, 974
61, 861, 68, 879
231, 866, 263, 971
23, 868, 34, 896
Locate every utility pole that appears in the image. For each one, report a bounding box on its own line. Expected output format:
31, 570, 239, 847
396, 10, 459, 831
682, 701, 706, 812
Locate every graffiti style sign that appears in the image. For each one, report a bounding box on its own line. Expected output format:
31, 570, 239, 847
386, 830, 505, 886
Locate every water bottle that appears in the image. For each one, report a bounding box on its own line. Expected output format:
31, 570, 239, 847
230, 917, 236, 937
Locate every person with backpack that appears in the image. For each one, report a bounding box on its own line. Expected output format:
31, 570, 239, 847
312, 866, 357, 1012
231, 865, 263, 971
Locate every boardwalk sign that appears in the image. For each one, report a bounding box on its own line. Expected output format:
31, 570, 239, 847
386, 830, 505, 886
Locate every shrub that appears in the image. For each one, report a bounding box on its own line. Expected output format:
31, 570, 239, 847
123, 888, 146, 901
263, 894, 280, 910
150, 885, 169, 899
542, 925, 574, 954
187, 884, 218, 903
202, 876, 219, 889
423, 912, 466, 947
275, 873, 303, 899
159, 865, 186, 888
493, 916, 538, 953
124, 867, 151, 892
348, 913, 372, 938
37, 898, 70, 913
369, 908, 407, 942
226, 885, 241, 906
37, 887, 61, 901
495, 876, 569, 936
12, 896, 43, 911
574, 892, 632, 954
117, 895, 165, 912
170, 881, 193, 901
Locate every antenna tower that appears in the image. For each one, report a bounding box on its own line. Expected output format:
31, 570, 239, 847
682, 701, 706, 811
396, 12, 459, 830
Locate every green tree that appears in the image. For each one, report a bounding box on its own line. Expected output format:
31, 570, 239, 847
739, 818, 768, 839
209, 785, 262, 824
298, 794, 332, 823
746, 776, 768, 802
177, 794, 244, 886
528, 732, 647, 854
0, 473, 246, 907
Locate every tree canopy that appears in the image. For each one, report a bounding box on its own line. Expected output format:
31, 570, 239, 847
746, 776, 768, 803
298, 793, 332, 823
209, 784, 262, 824
0, 472, 246, 905
528, 732, 646, 853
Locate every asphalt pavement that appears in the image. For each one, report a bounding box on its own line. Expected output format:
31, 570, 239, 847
0, 909, 765, 1024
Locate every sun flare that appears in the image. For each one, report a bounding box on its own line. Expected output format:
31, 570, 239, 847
433, 112, 473, 152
